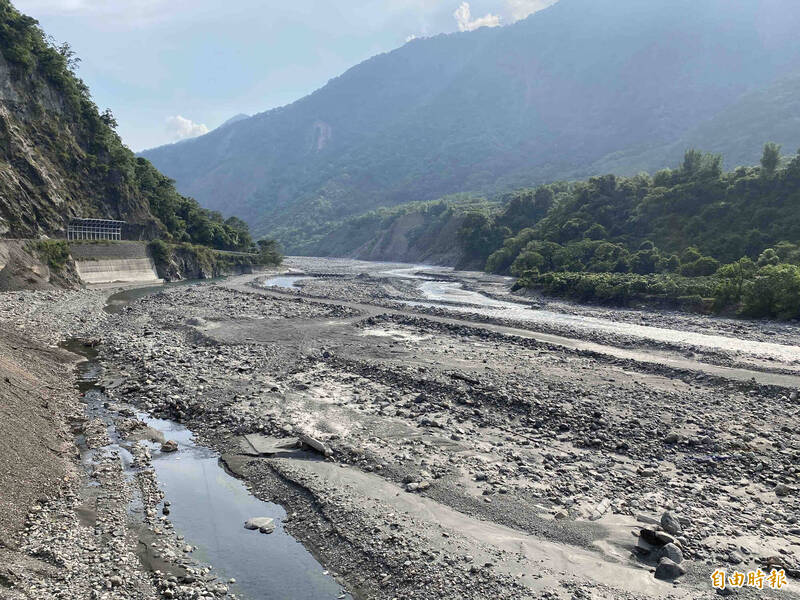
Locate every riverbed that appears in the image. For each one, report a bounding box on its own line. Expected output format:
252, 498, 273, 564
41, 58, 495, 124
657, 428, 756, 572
2, 258, 799, 600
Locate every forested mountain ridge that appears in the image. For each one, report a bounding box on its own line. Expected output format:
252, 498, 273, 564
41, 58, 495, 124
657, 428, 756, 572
0, 0, 252, 251
142, 0, 800, 250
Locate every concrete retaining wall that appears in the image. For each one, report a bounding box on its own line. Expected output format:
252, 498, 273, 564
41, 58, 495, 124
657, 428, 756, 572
70, 242, 162, 286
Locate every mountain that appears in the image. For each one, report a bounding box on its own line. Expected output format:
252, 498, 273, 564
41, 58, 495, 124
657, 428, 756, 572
218, 113, 249, 129
0, 0, 251, 251
141, 0, 800, 252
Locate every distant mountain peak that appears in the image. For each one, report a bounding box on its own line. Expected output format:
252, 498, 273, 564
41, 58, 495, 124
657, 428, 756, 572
217, 114, 250, 130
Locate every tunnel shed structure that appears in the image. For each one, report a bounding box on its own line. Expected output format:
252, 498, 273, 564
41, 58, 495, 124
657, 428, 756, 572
67, 218, 125, 241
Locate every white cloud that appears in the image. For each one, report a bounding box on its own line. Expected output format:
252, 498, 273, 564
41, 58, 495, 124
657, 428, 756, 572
165, 115, 209, 142
405, 33, 418, 42
453, 2, 500, 32
506, 0, 559, 21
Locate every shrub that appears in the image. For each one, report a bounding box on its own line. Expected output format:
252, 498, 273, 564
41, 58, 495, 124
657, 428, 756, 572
30, 240, 70, 271
741, 264, 800, 319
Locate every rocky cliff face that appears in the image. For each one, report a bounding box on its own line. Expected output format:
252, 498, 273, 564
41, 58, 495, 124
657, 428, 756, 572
0, 43, 161, 238
349, 212, 472, 268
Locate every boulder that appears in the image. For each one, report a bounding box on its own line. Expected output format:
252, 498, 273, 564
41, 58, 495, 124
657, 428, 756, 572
775, 483, 791, 497
657, 543, 684, 564
655, 557, 686, 580
244, 517, 275, 534
660, 511, 682, 535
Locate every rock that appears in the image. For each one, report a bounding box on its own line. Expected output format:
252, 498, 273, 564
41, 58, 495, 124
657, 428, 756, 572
161, 440, 178, 453
299, 434, 332, 457
244, 517, 275, 533
654, 531, 677, 546
660, 511, 682, 535
639, 528, 663, 546
654, 557, 686, 580
588, 497, 611, 521
634, 536, 655, 555
775, 483, 791, 497
657, 543, 684, 564
108, 575, 123, 587
664, 432, 680, 444
636, 513, 660, 525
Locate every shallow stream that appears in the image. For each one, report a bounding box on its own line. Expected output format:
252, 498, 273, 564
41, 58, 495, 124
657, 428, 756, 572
264, 266, 800, 364
67, 286, 351, 600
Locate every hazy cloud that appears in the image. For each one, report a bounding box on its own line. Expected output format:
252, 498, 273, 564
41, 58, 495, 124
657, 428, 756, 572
165, 115, 209, 141
506, 0, 559, 21
453, 2, 500, 32
15, 0, 193, 26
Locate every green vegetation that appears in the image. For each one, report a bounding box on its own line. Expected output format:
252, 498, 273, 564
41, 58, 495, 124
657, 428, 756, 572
460, 147, 800, 320
149, 240, 282, 280
28, 239, 70, 272
136, 161, 254, 250
255, 239, 283, 266
140, 0, 800, 247
0, 0, 262, 253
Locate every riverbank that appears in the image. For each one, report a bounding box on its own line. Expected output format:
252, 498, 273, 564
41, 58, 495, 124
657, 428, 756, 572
1, 258, 799, 599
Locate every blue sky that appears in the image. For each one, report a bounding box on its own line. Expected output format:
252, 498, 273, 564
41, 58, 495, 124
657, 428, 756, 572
13, 0, 557, 151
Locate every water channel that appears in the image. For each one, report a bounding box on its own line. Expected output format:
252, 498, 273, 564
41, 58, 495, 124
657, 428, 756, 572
261, 266, 800, 364
68, 285, 351, 600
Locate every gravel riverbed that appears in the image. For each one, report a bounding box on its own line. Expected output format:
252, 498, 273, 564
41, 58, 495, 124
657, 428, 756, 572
1, 258, 799, 599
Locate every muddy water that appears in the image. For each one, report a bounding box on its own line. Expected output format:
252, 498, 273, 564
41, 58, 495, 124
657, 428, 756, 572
75, 288, 352, 600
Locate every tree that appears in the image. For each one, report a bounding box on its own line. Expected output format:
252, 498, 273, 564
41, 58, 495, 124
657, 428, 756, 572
511, 251, 544, 276
742, 264, 800, 319
681, 149, 722, 179
757, 248, 780, 267
715, 257, 756, 308
55, 41, 81, 71
760, 142, 782, 177
256, 239, 282, 265
584, 223, 607, 240
100, 108, 117, 129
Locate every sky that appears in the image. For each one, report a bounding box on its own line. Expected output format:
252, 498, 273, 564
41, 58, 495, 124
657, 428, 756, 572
13, 0, 558, 151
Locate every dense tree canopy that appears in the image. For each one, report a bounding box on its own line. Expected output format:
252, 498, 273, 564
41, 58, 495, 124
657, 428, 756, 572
460, 147, 800, 319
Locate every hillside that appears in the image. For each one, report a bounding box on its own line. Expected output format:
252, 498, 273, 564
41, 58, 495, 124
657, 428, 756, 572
462, 147, 800, 318
141, 0, 800, 251
0, 0, 252, 251
303, 195, 492, 267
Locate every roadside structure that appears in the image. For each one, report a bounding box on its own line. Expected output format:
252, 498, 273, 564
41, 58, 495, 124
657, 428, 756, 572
67, 218, 125, 241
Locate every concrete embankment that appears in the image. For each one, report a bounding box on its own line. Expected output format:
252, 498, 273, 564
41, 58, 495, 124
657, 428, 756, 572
69, 242, 162, 286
